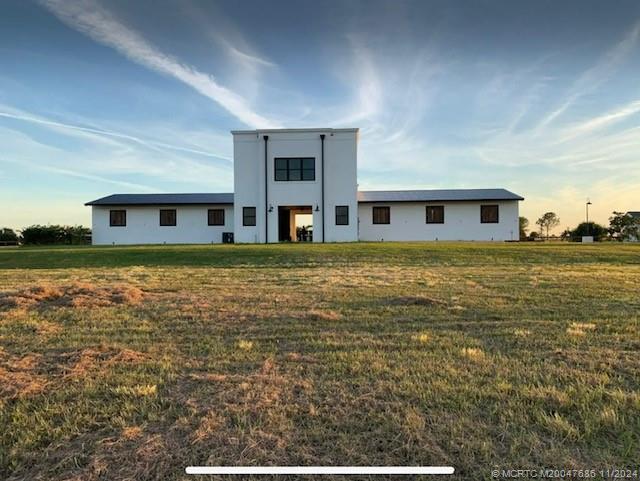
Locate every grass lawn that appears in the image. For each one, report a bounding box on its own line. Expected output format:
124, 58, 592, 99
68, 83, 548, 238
0, 242, 638, 480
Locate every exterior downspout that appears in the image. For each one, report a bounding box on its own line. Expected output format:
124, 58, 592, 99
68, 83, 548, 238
320, 134, 325, 243
263, 135, 269, 244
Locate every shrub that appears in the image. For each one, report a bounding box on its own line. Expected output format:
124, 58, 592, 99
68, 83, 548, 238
20, 225, 91, 245
569, 222, 607, 242
0, 227, 19, 243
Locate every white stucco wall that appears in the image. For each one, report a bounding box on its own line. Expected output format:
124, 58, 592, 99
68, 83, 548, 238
232, 129, 358, 243
91, 205, 234, 245
357, 201, 519, 241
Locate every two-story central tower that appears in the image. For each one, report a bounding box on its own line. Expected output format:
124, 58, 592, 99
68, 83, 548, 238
231, 128, 359, 243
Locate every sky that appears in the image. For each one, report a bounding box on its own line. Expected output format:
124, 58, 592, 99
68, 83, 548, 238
1, 0, 639, 233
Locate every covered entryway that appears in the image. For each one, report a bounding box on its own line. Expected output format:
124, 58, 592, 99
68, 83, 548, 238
278, 206, 313, 242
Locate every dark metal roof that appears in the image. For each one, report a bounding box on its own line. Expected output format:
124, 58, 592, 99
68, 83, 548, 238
628, 211, 640, 218
357, 188, 524, 203
86, 188, 524, 206
85, 193, 234, 206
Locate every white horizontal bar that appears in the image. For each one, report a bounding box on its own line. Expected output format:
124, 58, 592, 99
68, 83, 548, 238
186, 466, 455, 475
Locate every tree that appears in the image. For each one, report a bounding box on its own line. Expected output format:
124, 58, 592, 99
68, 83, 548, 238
519, 217, 529, 241
608, 211, 640, 241
535, 212, 560, 239
570, 222, 607, 241
0, 227, 19, 243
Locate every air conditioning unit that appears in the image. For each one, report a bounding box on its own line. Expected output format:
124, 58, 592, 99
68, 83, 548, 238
222, 232, 234, 244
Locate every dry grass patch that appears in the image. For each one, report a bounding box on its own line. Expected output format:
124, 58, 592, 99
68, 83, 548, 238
412, 332, 430, 344
113, 384, 157, 397
599, 407, 619, 427
0, 285, 62, 310
461, 347, 486, 361
567, 322, 597, 337
285, 352, 318, 363
179, 356, 313, 462
121, 426, 144, 440
388, 295, 446, 307
513, 328, 531, 337
36, 320, 63, 336
0, 282, 144, 311
189, 372, 228, 382
307, 309, 342, 321
236, 340, 254, 351
403, 406, 427, 438
191, 410, 224, 444
0, 352, 49, 398
539, 411, 579, 439
63, 347, 149, 379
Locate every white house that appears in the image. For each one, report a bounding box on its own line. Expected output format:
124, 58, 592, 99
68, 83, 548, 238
86, 127, 524, 244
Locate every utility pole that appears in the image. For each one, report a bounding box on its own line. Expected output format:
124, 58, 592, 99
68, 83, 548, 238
586, 198, 592, 236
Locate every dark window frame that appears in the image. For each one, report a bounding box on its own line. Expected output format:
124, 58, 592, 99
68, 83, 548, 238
109, 210, 126, 227
208, 208, 225, 226
159, 209, 177, 226
372, 206, 391, 225
243, 206, 257, 226
274, 157, 315, 181
335, 205, 349, 225
480, 204, 499, 223
426, 205, 445, 224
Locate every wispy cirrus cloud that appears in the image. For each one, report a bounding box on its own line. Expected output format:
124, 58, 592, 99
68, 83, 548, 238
0, 155, 158, 192
39, 0, 279, 129
219, 38, 276, 70
0, 108, 232, 161
557, 99, 640, 142
535, 20, 640, 131
0, 109, 234, 191
330, 36, 383, 127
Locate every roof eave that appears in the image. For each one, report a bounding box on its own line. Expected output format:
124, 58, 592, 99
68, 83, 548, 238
86, 201, 234, 206
357, 197, 525, 203
231, 127, 359, 135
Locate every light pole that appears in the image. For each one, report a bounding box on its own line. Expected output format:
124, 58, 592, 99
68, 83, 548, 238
586, 199, 592, 236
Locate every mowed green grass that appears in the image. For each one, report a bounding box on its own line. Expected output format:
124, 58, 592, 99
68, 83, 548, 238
0, 242, 638, 480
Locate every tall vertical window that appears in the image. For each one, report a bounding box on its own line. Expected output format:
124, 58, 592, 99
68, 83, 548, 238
243, 207, 256, 226
481, 205, 499, 223
335, 206, 349, 225
208, 209, 225, 226
159, 209, 177, 226
426, 205, 445, 224
372, 206, 391, 224
274, 158, 315, 181
109, 210, 126, 227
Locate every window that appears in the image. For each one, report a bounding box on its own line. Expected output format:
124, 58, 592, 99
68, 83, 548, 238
208, 209, 225, 226
373, 206, 390, 224
159, 209, 176, 226
243, 207, 256, 226
335, 205, 349, 225
274, 157, 315, 181
426, 205, 445, 224
109, 210, 126, 227
481, 205, 499, 223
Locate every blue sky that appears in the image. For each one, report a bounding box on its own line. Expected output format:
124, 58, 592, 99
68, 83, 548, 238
1, 0, 639, 231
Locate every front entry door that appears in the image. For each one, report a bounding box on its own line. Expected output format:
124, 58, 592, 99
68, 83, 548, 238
278, 207, 291, 241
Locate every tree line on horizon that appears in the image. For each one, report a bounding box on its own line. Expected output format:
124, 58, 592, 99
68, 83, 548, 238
0, 225, 91, 245
519, 211, 640, 242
